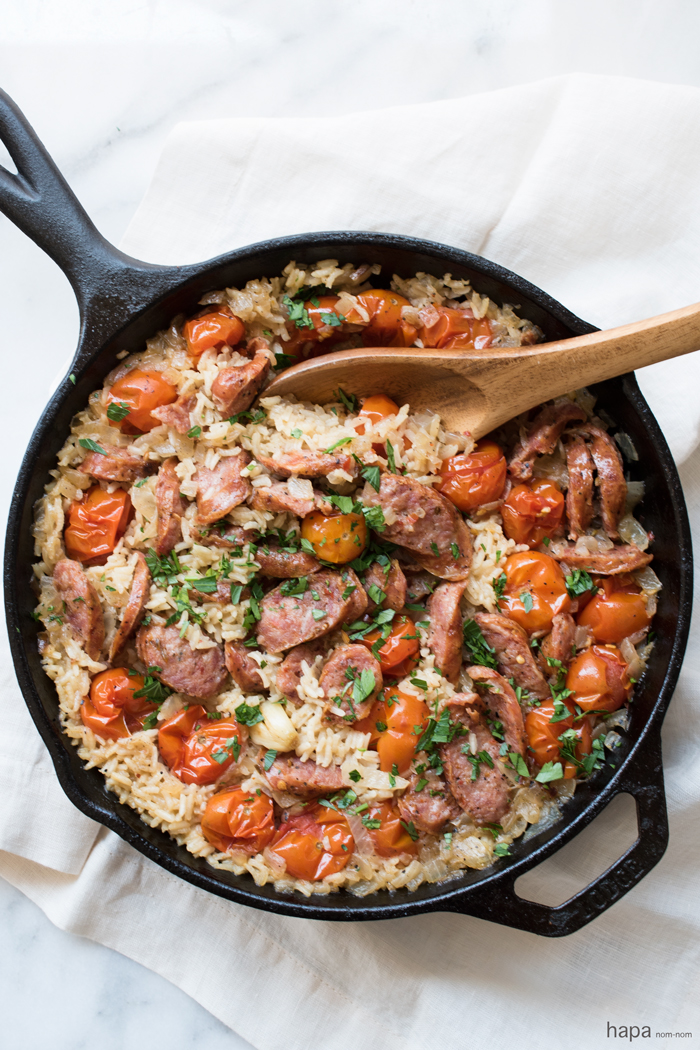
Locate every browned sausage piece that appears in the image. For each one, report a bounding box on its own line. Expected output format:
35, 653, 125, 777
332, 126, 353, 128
136, 624, 228, 699
404, 571, 439, 602
398, 768, 461, 835
255, 544, 321, 579
577, 424, 627, 539
53, 558, 105, 660
256, 568, 366, 653
211, 339, 271, 418
189, 576, 243, 605
552, 543, 653, 575
276, 641, 326, 705
155, 457, 187, 556
464, 668, 526, 755
250, 483, 334, 518
195, 451, 252, 525
151, 393, 196, 434
109, 552, 150, 662
441, 703, 512, 825
265, 753, 345, 797
224, 640, 264, 692
565, 436, 594, 539
194, 522, 248, 551
473, 612, 550, 702
426, 581, 467, 683
79, 444, 147, 484
538, 611, 576, 672
508, 400, 586, 480
411, 516, 472, 582
362, 558, 407, 612
255, 449, 356, 479
319, 644, 383, 721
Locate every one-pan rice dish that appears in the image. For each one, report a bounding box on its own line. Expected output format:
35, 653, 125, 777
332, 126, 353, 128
32, 260, 660, 896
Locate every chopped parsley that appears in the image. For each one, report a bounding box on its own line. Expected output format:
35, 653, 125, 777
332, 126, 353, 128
78, 438, 107, 455
211, 736, 240, 764
519, 590, 534, 613
564, 569, 597, 598
335, 387, 358, 413
362, 816, 382, 830
107, 401, 130, 422
312, 609, 327, 621
463, 619, 498, 669
400, 820, 419, 842
145, 549, 182, 588
324, 436, 353, 453
274, 352, 297, 370
507, 752, 529, 778
291, 428, 303, 438
535, 760, 564, 783
69, 373, 76, 384
187, 425, 202, 439
492, 572, 507, 600
348, 769, 361, 783
282, 295, 313, 329
361, 464, 381, 492
263, 749, 278, 771
493, 843, 511, 857
451, 542, 460, 559
233, 703, 264, 726
386, 439, 397, 473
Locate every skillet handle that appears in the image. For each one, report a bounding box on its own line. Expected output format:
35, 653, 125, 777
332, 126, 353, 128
445, 730, 668, 937
0, 88, 190, 340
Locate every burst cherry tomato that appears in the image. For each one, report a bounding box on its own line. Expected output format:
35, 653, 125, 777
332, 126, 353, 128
352, 290, 417, 347
357, 686, 429, 774
361, 615, 420, 672
363, 801, 418, 856
525, 703, 593, 779
268, 804, 354, 881
80, 668, 155, 740
438, 440, 507, 512
64, 486, 131, 565
498, 550, 570, 633
577, 576, 651, 644
418, 306, 492, 350
300, 509, 368, 563
107, 368, 178, 434
566, 645, 632, 714
158, 705, 247, 785
501, 479, 565, 548
356, 394, 400, 431
183, 307, 245, 358
201, 787, 275, 854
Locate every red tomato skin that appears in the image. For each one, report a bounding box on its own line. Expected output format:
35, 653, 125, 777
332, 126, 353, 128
357, 687, 429, 775
64, 487, 131, 565
183, 309, 245, 358
80, 668, 152, 740
566, 645, 632, 714
499, 550, 571, 633
438, 440, 507, 512
361, 616, 420, 672
525, 703, 593, 779
501, 479, 565, 547
354, 290, 417, 347
577, 577, 651, 644
269, 805, 354, 881
418, 306, 492, 350
158, 706, 247, 785
201, 787, 275, 854
364, 801, 418, 857
107, 368, 178, 434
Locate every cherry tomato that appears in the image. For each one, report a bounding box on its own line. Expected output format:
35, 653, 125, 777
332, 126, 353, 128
268, 804, 354, 881
158, 705, 247, 785
64, 486, 131, 565
80, 668, 155, 740
300, 509, 368, 564
357, 686, 429, 774
352, 290, 417, 347
183, 307, 245, 358
283, 296, 353, 357
438, 440, 507, 512
107, 368, 178, 434
361, 615, 420, 672
201, 787, 275, 854
566, 645, 632, 714
525, 703, 593, 779
498, 550, 571, 633
501, 479, 565, 548
577, 576, 651, 644
418, 306, 492, 350
356, 394, 400, 433
363, 801, 418, 857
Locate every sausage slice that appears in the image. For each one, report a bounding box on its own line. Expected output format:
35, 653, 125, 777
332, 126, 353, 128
552, 544, 653, 575
440, 700, 512, 825
465, 668, 526, 756
250, 483, 333, 518
155, 457, 187, 556
109, 552, 150, 662
538, 611, 576, 672
362, 558, 407, 612
255, 450, 355, 478
565, 436, 594, 539
319, 644, 383, 721
473, 612, 550, 702
224, 640, 265, 692
398, 768, 461, 835
256, 568, 366, 653
79, 444, 147, 484
577, 424, 627, 539
53, 558, 105, 660
136, 624, 227, 699
426, 581, 467, 683
509, 400, 586, 480
151, 393, 196, 434
195, 451, 252, 525
265, 753, 345, 797
255, 544, 321, 578
211, 339, 271, 418
275, 641, 326, 705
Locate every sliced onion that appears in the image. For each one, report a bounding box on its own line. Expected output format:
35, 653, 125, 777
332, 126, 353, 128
615, 432, 639, 463
574, 624, 594, 650
287, 476, 314, 501
605, 708, 630, 731
626, 479, 645, 510
618, 513, 649, 550
634, 565, 662, 595
345, 812, 375, 857
620, 636, 644, 680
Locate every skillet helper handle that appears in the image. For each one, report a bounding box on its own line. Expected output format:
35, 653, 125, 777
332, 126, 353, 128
0, 88, 184, 328
447, 731, 668, 937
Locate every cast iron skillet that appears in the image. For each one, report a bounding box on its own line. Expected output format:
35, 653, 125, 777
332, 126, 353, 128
0, 88, 692, 937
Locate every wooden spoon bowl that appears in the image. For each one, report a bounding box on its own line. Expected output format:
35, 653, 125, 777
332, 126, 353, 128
265, 301, 700, 437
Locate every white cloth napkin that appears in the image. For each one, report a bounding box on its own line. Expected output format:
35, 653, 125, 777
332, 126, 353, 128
2, 73, 700, 1048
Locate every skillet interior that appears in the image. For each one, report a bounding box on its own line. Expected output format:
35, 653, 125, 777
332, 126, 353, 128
6, 233, 692, 931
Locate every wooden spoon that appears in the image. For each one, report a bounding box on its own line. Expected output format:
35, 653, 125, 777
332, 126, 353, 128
264, 301, 700, 437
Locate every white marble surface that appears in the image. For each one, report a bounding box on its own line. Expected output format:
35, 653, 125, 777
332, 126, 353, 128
2, 1, 700, 1047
